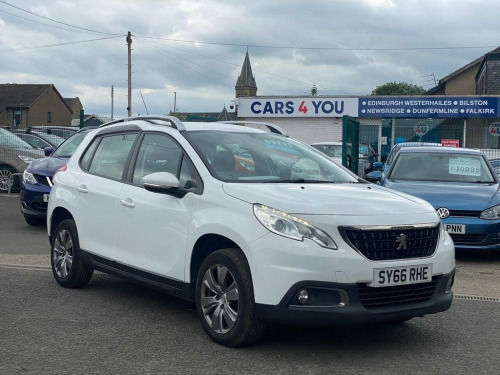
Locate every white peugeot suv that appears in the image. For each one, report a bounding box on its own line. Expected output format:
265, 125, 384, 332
47, 116, 455, 346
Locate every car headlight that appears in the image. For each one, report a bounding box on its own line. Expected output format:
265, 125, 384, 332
480, 204, 500, 219
253, 204, 337, 249
18, 155, 35, 164
23, 170, 37, 185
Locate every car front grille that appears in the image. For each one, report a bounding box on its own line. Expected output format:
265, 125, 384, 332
34, 174, 52, 187
449, 210, 481, 218
449, 233, 488, 244
358, 277, 438, 309
339, 225, 439, 260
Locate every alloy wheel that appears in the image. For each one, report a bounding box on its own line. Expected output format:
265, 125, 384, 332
200, 264, 240, 334
52, 229, 74, 278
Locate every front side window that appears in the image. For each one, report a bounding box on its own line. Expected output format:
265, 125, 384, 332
132, 133, 182, 185
86, 133, 137, 180
186, 130, 359, 183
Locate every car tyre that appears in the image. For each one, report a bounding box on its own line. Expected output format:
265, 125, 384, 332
195, 248, 266, 347
24, 215, 45, 226
51, 219, 93, 288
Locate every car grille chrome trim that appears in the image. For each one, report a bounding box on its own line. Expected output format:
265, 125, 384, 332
339, 224, 439, 261
358, 277, 438, 309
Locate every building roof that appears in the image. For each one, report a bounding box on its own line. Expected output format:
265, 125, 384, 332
236, 51, 257, 88
0, 83, 73, 113
425, 47, 500, 94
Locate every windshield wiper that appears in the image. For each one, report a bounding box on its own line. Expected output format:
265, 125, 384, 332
264, 179, 333, 183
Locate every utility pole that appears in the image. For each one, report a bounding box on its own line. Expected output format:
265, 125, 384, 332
127, 31, 132, 117
111, 85, 114, 120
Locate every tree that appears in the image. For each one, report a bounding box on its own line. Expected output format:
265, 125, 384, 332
371, 81, 426, 96
310, 83, 318, 96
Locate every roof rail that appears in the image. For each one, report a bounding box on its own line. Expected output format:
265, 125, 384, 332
99, 116, 186, 131
217, 121, 289, 137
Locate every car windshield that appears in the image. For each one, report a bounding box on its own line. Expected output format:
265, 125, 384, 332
52, 131, 90, 158
33, 132, 65, 146
187, 131, 359, 183
389, 152, 496, 183
0, 128, 36, 149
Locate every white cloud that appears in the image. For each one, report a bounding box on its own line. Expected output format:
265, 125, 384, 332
0, 0, 498, 116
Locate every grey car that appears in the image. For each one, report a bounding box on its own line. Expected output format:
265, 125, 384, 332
0, 128, 44, 193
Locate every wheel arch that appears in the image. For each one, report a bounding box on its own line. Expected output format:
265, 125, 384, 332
49, 207, 74, 243
189, 234, 248, 299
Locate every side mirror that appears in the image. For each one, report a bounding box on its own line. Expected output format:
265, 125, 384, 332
365, 170, 383, 184
44, 146, 55, 156
142, 172, 187, 198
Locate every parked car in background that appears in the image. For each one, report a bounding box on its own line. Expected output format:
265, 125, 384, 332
47, 116, 454, 347
0, 128, 45, 193
20, 128, 94, 225
10, 128, 65, 149
366, 146, 500, 252
31, 125, 80, 139
311, 141, 375, 177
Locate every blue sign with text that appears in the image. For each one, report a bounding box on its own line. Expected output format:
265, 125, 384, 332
358, 97, 499, 118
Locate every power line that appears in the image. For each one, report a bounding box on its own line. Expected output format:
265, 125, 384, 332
135, 35, 498, 52
0, 0, 121, 36
0, 36, 123, 53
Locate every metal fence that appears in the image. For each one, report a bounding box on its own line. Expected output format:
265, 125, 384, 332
360, 120, 500, 162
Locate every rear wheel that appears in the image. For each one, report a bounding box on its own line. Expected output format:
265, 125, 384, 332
195, 248, 266, 347
51, 219, 93, 288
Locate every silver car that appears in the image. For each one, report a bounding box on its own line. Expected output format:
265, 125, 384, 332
0, 128, 44, 193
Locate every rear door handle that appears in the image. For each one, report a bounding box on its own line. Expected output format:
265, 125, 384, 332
120, 198, 135, 208
76, 185, 88, 193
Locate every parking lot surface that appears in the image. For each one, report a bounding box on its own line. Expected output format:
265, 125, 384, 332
1, 193, 499, 374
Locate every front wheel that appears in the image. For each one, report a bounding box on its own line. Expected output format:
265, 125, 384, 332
51, 219, 93, 288
195, 248, 266, 347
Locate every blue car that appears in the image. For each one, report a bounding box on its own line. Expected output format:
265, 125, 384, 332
366, 146, 500, 252
20, 128, 93, 225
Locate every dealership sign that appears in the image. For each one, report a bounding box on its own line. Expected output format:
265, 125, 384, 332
237, 96, 499, 118
358, 96, 499, 118
236, 98, 359, 117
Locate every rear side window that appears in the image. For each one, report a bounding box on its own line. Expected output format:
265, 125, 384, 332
85, 133, 137, 180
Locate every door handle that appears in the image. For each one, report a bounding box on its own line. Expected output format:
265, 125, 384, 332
76, 185, 88, 193
120, 198, 135, 208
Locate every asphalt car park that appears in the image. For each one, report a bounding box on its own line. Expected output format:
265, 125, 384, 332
0, 193, 499, 374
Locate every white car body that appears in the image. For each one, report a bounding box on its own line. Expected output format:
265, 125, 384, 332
47, 117, 455, 346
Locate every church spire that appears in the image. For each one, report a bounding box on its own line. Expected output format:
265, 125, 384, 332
235, 50, 257, 97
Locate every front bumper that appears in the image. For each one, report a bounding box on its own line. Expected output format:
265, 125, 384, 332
256, 270, 454, 325
444, 217, 500, 251
20, 182, 50, 218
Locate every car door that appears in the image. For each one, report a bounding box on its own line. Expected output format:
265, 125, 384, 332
72, 132, 138, 261
115, 133, 198, 282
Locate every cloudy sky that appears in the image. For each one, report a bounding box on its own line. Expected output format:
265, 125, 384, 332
0, 0, 499, 117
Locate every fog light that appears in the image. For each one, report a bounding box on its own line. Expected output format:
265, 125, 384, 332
446, 273, 455, 292
298, 289, 309, 304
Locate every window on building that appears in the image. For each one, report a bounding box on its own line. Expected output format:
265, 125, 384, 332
47, 112, 52, 123
13, 109, 21, 127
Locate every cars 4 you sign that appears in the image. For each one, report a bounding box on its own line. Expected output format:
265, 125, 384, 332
236, 97, 359, 117
489, 122, 500, 136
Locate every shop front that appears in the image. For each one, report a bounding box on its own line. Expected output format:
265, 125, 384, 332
235, 95, 500, 161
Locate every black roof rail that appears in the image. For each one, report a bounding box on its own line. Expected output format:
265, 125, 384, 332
99, 116, 186, 132
216, 121, 289, 137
